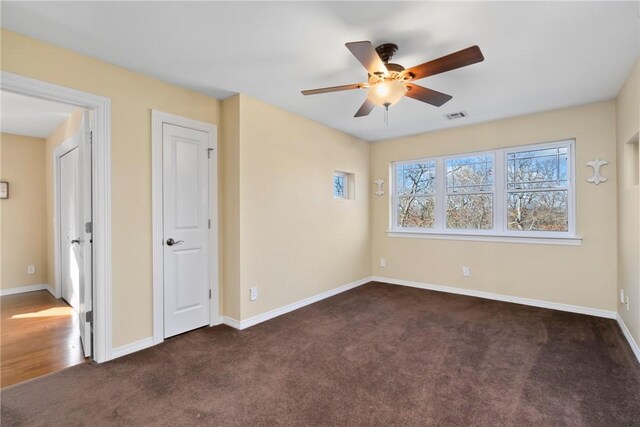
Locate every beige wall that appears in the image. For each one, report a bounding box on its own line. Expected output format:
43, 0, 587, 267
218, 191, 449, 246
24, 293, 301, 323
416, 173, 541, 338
223, 94, 371, 320
44, 109, 85, 289
1, 29, 221, 347
371, 101, 618, 311
1, 28, 632, 354
0, 133, 47, 289
221, 95, 241, 319
616, 58, 640, 345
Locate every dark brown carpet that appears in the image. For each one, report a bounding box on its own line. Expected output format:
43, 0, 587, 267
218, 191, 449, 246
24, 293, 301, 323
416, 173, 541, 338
2, 282, 639, 426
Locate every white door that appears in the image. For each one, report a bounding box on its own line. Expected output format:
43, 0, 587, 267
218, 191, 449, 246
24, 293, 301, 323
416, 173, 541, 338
60, 147, 80, 312
162, 123, 210, 338
58, 111, 92, 358
78, 111, 92, 358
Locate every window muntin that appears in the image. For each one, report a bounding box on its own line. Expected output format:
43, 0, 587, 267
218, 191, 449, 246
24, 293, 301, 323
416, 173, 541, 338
446, 155, 494, 193
391, 140, 574, 237
506, 146, 569, 232
445, 155, 494, 230
507, 147, 568, 190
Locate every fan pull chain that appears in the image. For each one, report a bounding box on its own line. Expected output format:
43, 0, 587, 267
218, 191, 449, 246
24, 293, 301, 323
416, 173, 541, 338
384, 105, 389, 126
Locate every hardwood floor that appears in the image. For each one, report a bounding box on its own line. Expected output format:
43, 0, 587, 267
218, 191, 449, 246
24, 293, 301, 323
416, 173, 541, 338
1, 290, 86, 388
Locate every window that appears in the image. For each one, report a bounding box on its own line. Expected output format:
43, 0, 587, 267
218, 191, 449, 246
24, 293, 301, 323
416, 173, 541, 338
396, 161, 436, 228
333, 171, 355, 200
446, 155, 494, 230
506, 146, 568, 232
333, 173, 347, 199
391, 140, 575, 240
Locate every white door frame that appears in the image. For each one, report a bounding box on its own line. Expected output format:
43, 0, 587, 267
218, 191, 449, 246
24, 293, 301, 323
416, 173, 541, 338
1, 71, 113, 363
53, 131, 82, 300
151, 110, 220, 345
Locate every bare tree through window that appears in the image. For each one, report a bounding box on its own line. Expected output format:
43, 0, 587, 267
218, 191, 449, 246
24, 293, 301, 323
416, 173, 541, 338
392, 141, 573, 236
333, 173, 346, 199
507, 147, 568, 231
446, 155, 494, 229
396, 161, 436, 228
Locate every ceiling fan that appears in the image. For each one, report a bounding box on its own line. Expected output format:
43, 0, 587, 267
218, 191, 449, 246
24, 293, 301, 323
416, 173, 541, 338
301, 41, 484, 117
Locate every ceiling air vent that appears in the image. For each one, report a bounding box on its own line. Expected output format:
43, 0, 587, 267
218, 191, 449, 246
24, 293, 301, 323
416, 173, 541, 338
445, 111, 468, 120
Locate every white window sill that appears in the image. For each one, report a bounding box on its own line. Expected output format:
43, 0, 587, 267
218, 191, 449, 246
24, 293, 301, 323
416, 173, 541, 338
386, 230, 582, 246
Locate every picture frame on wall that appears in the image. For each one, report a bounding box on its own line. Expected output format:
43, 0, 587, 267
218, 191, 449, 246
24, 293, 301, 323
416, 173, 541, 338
0, 181, 8, 199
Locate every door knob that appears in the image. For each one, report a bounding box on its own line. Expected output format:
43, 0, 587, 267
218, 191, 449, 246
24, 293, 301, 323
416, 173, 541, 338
71, 238, 81, 244
166, 238, 184, 246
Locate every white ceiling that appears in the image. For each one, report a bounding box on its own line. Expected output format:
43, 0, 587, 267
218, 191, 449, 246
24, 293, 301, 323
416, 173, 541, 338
2, 1, 638, 141
0, 90, 76, 138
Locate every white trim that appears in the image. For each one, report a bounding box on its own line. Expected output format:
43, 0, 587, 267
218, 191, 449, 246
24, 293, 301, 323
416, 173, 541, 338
617, 314, 640, 364
386, 230, 583, 246
222, 277, 372, 330
0, 284, 54, 297
1, 71, 112, 363
221, 316, 242, 329
110, 337, 155, 360
372, 276, 616, 319
151, 110, 219, 345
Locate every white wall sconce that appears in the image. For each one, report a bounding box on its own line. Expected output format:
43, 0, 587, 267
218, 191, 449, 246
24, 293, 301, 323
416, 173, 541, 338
374, 178, 385, 196
586, 159, 608, 185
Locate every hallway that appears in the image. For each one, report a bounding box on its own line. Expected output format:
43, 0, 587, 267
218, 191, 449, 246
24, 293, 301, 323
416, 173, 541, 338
1, 290, 86, 387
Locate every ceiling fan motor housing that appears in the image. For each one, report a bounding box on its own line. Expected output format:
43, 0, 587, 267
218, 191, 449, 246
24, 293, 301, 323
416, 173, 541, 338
375, 43, 399, 63
372, 43, 407, 83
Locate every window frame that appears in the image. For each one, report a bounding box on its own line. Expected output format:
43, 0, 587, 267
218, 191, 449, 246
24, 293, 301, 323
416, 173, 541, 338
389, 139, 577, 242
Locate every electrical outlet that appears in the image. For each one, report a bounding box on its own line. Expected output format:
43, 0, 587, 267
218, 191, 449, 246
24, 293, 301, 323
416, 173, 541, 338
626, 296, 630, 312
27, 265, 36, 275
250, 287, 258, 301
462, 266, 470, 277
380, 258, 386, 268
620, 289, 625, 304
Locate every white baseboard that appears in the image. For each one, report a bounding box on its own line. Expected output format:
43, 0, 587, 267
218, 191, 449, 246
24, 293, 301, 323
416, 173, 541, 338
222, 277, 373, 330
616, 313, 640, 364
372, 276, 617, 319
221, 316, 242, 329
109, 277, 370, 358
111, 337, 155, 360
0, 284, 54, 297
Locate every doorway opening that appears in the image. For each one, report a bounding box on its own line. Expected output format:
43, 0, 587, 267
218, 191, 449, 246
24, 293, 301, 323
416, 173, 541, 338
0, 91, 90, 386
0, 72, 112, 387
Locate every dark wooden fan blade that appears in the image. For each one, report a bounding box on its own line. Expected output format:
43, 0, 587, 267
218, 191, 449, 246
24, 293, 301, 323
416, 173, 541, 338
354, 98, 375, 117
404, 83, 452, 107
345, 41, 388, 76
301, 83, 364, 96
404, 45, 484, 81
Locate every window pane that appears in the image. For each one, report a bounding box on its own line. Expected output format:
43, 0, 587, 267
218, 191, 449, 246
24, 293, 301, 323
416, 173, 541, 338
446, 194, 493, 229
396, 161, 436, 195
507, 146, 568, 190
333, 175, 345, 198
397, 196, 435, 228
446, 155, 493, 193
507, 190, 568, 231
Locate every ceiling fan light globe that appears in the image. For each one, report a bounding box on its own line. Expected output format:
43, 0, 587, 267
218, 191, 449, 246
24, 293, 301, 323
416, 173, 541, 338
367, 80, 407, 108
